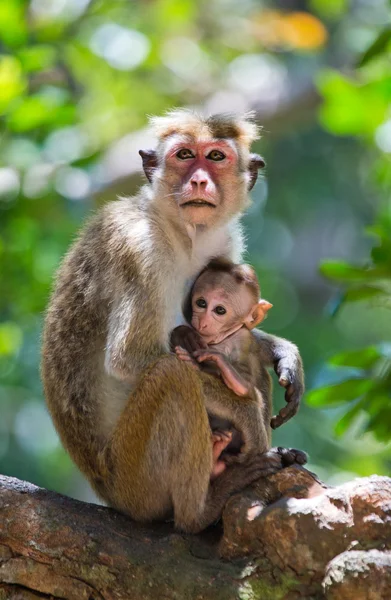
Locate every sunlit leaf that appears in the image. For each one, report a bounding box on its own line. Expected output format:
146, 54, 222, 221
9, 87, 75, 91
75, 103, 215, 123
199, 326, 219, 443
306, 378, 374, 406
0, 56, 26, 113
282, 12, 328, 50
320, 260, 390, 282
317, 70, 389, 136
309, 0, 347, 19
7, 94, 75, 132
0, 1, 28, 48
18, 46, 57, 73
329, 346, 382, 369
0, 322, 23, 356
357, 26, 391, 68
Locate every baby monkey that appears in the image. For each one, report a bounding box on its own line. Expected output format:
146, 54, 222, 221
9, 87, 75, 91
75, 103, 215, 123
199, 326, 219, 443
174, 259, 277, 479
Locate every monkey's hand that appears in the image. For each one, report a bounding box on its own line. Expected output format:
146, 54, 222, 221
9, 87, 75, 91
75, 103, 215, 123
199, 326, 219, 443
251, 330, 304, 428
174, 346, 200, 370
170, 325, 208, 354
193, 350, 250, 397
270, 368, 304, 429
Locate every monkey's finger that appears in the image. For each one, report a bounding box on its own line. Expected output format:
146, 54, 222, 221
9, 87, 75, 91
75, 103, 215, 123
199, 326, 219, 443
271, 385, 301, 428
194, 353, 216, 364
212, 430, 232, 442
270, 414, 284, 429
277, 368, 292, 387
175, 345, 187, 354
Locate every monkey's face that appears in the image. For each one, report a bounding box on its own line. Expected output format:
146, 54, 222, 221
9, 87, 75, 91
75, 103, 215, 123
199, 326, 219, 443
191, 280, 253, 344
155, 136, 249, 227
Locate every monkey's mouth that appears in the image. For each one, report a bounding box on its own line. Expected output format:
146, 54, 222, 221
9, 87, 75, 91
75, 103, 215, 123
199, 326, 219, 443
181, 200, 216, 208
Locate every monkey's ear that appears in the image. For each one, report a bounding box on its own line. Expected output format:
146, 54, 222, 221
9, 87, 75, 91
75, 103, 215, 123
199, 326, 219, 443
248, 153, 265, 191
244, 299, 272, 329
139, 149, 158, 183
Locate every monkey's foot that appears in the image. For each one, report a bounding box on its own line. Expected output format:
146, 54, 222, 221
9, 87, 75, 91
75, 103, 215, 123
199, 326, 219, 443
276, 446, 308, 467
211, 431, 232, 480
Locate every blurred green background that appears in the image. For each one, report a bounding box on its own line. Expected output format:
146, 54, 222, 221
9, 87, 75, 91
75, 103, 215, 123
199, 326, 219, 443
1, 0, 390, 503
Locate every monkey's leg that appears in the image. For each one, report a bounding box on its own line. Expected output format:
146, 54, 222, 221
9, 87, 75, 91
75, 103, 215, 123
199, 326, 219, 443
203, 380, 270, 459
211, 431, 232, 480
104, 356, 290, 534
180, 448, 289, 533
106, 355, 214, 525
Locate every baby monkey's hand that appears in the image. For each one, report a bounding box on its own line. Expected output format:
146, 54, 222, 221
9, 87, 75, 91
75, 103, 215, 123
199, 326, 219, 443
193, 349, 250, 397
170, 325, 208, 354
175, 346, 200, 370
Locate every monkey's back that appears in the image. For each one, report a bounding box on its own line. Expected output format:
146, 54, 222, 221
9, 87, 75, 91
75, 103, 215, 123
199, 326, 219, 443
41, 195, 168, 480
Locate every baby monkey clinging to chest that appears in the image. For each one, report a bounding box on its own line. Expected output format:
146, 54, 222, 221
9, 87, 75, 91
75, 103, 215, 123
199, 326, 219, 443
173, 259, 283, 479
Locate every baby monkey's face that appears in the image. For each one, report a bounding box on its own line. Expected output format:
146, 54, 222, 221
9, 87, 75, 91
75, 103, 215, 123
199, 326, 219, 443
191, 284, 253, 345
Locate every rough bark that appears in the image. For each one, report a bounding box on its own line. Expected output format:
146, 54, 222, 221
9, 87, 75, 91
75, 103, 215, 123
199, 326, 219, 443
0, 469, 390, 600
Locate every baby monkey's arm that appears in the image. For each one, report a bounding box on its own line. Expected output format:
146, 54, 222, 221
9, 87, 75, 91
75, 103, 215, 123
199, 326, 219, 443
192, 349, 252, 397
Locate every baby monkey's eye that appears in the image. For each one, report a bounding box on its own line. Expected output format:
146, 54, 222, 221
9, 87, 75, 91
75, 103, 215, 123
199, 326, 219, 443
176, 148, 194, 160
215, 305, 226, 315
207, 150, 225, 161
196, 298, 207, 308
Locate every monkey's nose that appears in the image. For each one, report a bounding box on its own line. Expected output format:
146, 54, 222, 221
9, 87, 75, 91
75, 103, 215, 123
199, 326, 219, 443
190, 172, 208, 191
198, 319, 209, 331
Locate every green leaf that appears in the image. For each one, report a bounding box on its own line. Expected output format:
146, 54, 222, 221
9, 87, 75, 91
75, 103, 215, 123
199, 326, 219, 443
18, 46, 57, 73
320, 260, 389, 282
334, 398, 366, 437
0, 56, 26, 113
344, 285, 388, 302
0, 2, 28, 48
329, 346, 382, 369
317, 70, 389, 136
371, 240, 391, 266
366, 401, 391, 442
357, 26, 391, 68
0, 322, 23, 356
306, 378, 374, 407
7, 94, 75, 132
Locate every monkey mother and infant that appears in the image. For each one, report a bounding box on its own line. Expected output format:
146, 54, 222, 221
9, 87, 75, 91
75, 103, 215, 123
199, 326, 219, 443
42, 110, 306, 533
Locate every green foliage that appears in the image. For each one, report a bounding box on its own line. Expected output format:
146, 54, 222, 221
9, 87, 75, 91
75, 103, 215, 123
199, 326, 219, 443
311, 212, 391, 441
308, 7, 391, 446
357, 26, 391, 67
1, 0, 391, 499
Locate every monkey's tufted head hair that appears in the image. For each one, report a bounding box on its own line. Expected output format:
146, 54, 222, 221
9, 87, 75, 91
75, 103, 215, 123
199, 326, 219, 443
149, 109, 260, 152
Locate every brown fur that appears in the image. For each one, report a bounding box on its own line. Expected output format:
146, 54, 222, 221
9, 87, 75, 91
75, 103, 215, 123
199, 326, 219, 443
42, 111, 304, 533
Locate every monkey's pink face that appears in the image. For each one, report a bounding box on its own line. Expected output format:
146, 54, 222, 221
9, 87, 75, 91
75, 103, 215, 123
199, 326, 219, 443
191, 286, 251, 344
163, 137, 246, 226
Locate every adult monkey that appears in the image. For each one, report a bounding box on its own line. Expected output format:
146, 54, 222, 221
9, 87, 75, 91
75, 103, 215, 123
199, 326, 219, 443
42, 110, 304, 533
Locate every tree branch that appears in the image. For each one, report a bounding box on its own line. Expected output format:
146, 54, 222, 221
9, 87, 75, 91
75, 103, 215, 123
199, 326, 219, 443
1, 470, 390, 599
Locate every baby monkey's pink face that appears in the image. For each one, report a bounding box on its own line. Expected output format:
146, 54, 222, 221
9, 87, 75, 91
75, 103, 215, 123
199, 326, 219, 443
191, 287, 245, 344
191, 271, 272, 345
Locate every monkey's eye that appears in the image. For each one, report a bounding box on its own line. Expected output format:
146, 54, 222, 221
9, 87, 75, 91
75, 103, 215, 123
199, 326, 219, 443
195, 298, 207, 308
215, 305, 226, 315
207, 150, 225, 161
176, 148, 195, 160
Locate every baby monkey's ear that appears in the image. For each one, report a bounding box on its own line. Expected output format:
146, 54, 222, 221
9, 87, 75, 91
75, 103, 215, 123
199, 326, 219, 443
244, 299, 273, 329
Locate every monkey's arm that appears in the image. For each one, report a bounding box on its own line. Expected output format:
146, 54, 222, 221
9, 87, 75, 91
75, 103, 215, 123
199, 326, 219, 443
193, 349, 252, 397
105, 277, 168, 381
251, 329, 305, 428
